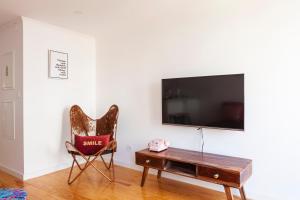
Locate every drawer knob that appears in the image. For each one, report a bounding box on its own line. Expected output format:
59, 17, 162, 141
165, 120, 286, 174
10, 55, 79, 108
145, 159, 151, 163
213, 174, 219, 179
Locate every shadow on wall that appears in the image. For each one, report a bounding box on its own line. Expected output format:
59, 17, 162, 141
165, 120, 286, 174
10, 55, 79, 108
59, 107, 71, 160
41, 107, 71, 168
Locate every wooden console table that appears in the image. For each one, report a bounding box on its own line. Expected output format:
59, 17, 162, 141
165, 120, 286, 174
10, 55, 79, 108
135, 147, 252, 200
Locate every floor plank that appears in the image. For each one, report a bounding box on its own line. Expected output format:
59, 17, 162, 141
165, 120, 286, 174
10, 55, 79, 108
0, 161, 240, 200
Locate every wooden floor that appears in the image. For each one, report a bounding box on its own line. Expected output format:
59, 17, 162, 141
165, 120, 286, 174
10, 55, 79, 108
0, 161, 240, 200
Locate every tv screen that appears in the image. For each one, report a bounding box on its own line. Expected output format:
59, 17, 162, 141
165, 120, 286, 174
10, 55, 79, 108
162, 74, 244, 130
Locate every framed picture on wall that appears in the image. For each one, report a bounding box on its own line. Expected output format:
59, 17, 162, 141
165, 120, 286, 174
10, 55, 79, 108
0, 52, 15, 90
48, 50, 68, 79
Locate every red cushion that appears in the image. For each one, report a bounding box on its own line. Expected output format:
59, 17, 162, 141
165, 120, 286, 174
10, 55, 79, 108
74, 134, 110, 155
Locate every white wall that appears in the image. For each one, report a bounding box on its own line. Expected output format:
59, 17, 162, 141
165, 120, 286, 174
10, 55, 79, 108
22, 17, 96, 179
96, 1, 300, 200
0, 18, 23, 178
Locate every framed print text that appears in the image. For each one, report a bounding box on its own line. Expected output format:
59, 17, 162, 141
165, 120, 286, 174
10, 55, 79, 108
48, 50, 68, 79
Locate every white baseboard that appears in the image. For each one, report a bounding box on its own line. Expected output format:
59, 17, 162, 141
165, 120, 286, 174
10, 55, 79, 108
23, 158, 86, 180
0, 158, 86, 181
0, 163, 23, 180
23, 162, 70, 180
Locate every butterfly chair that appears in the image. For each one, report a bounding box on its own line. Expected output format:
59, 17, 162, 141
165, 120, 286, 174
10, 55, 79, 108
65, 105, 119, 184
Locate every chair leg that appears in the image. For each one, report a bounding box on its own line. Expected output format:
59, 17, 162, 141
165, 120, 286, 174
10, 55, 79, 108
108, 152, 114, 169
83, 156, 91, 168
100, 152, 115, 181
84, 154, 112, 182
68, 157, 91, 185
73, 155, 83, 170
68, 154, 112, 184
67, 159, 76, 184
68, 166, 86, 185
100, 155, 111, 170
111, 156, 115, 181
73, 154, 91, 171
89, 161, 112, 182
100, 155, 107, 168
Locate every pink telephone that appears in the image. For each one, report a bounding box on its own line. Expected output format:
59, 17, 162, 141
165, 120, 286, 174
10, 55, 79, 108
148, 139, 170, 152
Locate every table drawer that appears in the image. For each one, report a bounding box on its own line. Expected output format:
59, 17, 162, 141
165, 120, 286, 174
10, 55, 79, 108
136, 154, 164, 169
197, 166, 240, 185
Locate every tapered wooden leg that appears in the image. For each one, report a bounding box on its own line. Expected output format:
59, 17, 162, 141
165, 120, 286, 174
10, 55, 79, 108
224, 185, 234, 200
157, 170, 162, 179
239, 187, 247, 200
141, 167, 149, 187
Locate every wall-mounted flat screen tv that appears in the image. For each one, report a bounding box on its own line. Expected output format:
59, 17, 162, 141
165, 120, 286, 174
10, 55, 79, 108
162, 74, 244, 130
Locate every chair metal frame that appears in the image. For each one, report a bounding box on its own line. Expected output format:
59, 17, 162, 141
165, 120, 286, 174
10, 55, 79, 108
65, 105, 119, 184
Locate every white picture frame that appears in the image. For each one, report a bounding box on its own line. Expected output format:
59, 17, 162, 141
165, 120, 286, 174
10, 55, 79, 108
0, 52, 15, 90
48, 50, 68, 79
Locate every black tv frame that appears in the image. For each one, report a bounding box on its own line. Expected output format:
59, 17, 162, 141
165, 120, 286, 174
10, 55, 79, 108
161, 74, 245, 131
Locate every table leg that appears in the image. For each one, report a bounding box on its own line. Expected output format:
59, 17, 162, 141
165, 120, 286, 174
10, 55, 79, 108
141, 167, 149, 187
239, 187, 247, 200
224, 185, 234, 200
157, 170, 162, 179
